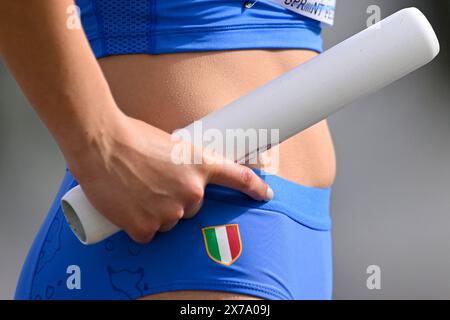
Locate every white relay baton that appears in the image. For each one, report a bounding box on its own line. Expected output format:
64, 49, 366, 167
62, 8, 440, 245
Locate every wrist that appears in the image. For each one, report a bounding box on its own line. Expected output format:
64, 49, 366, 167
58, 99, 127, 175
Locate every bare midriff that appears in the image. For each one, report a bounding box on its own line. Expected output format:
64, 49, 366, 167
98, 50, 336, 299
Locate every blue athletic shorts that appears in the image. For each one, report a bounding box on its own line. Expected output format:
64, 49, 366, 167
15, 168, 332, 300
75, 0, 324, 58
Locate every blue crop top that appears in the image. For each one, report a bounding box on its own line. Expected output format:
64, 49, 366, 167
75, 0, 323, 58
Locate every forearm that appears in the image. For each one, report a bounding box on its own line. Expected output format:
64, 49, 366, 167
0, 0, 123, 160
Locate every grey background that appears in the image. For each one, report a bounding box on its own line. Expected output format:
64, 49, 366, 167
0, 0, 449, 299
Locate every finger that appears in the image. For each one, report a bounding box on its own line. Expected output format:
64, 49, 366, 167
183, 198, 204, 219
128, 230, 157, 244
126, 219, 159, 244
159, 220, 179, 232
207, 163, 274, 201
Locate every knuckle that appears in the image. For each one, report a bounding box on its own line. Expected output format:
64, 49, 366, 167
188, 184, 205, 203
130, 231, 152, 244
172, 207, 185, 220
159, 222, 177, 233
145, 222, 160, 235
183, 200, 203, 219
180, 178, 205, 204
160, 205, 184, 222
130, 220, 158, 243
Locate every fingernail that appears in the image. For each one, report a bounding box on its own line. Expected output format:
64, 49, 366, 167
265, 186, 274, 201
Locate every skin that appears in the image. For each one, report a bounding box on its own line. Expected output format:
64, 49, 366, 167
0, 1, 335, 300
98, 51, 336, 188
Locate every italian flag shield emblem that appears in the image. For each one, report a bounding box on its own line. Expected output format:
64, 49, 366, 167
202, 224, 242, 266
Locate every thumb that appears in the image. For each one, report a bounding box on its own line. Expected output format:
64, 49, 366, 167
206, 161, 274, 202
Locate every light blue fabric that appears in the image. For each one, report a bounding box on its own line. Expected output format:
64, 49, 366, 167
75, 0, 323, 57
15, 168, 332, 300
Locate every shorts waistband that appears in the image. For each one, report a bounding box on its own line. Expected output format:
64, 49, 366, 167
64, 167, 332, 231
205, 168, 332, 231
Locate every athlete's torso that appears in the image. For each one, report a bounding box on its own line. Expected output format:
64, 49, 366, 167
98, 50, 336, 188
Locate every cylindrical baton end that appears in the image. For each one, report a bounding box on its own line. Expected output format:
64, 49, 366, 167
61, 185, 120, 245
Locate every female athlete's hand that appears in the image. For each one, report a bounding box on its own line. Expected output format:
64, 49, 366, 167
67, 113, 273, 244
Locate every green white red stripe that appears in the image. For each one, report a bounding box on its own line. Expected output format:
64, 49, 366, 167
202, 224, 241, 265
